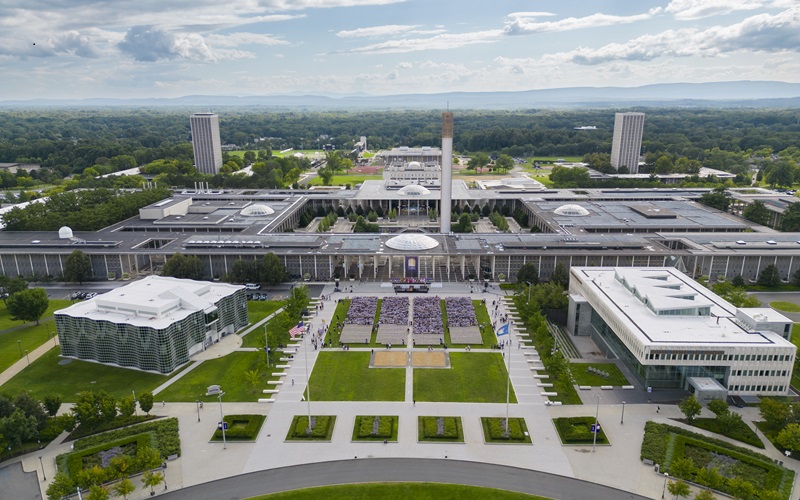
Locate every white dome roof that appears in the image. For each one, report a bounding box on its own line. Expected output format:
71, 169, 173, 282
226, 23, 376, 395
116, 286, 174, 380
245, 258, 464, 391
407, 161, 421, 169
385, 234, 439, 251
58, 226, 74, 239
554, 204, 590, 216
397, 184, 431, 196
240, 204, 275, 217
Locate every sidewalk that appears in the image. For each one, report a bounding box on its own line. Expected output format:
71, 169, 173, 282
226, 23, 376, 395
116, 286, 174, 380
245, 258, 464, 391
0, 335, 59, 386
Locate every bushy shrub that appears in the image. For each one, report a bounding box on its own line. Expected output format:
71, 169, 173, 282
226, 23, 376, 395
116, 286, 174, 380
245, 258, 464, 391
72, 418, 180, 459
485, 418, 526, 440
213, 414, 265, 440
66, 434, 149, 478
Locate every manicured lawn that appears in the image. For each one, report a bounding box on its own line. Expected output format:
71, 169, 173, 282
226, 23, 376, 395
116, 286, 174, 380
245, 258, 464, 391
324, 299, 350, 345
241, 303, 289, 348
212, 414, 266, 442
569, 363, 630, 386
307, 352, 405, 401
307, 174, 382, 186
352, 415, 399, 442
770, 301, 800, 313
414, 353, 517, 403
474, 300, 497, 346
0, 298, 72, 331
247, 300, 284, 325
0, 299, 72, 372
159, 351, 275, 402
553, 417, 610, 445
789, 325, 800, 391
0, 347, 170, 401
249, 483, 549, 499
481, 417, 532, 444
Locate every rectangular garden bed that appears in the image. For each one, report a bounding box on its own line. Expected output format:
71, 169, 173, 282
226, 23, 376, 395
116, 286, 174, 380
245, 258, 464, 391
417, 416, 464, 443
352, 415, 399, 442
481, 417, 531, 444
286, 415, 336, 441
553, 416, 610, 445
212, 414, 266, 442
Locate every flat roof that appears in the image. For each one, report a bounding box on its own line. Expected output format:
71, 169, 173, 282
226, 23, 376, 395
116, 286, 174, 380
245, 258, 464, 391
55, 276, 243, 329
574, 267, 793, 348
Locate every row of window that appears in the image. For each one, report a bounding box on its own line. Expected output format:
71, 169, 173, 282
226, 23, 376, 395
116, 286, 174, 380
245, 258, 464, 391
732, 369, 788, 377
648, 352, 792, 362
730, 385, 784, 392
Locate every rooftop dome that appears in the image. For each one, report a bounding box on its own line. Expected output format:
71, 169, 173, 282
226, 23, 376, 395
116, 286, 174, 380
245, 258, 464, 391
554, 204, 590, 217
58, 226, 73, 239
397, 184, 431, 196
240, 204, 275, 217
385, 234, 439, 251
407, 161, 421, 169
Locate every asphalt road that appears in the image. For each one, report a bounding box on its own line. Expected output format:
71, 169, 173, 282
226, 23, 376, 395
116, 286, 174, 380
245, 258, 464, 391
159, 458, 649, 500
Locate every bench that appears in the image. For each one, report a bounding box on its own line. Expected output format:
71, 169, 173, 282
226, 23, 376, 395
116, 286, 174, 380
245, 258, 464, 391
537, 383, 554, 388
622, 385, 636, 390
262, 389, 279, 394
267, 380, 284, 385
258, 398, 275, 403
600, 385, 613, 390
579, 386, 592, 390
272, 372, 287, 377
275, 364, 291, 368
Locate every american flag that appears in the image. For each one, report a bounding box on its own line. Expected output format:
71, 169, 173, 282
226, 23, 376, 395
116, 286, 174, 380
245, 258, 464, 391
289, 321, 304, 338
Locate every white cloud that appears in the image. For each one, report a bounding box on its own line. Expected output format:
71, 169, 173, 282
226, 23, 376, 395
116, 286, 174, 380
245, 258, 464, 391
504, 9, 662, 35
506, 11, 556, 19
338, 29, 503, 54
206, 32, 288, 47
117, 26, 255, 62
337, 25, 420, 38
665, 0, 766, 20
396, 61, 412, 69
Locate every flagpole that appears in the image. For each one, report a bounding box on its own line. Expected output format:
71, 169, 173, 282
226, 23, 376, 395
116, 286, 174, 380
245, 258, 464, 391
304, 323, 312, 433
505, 326, 511, 434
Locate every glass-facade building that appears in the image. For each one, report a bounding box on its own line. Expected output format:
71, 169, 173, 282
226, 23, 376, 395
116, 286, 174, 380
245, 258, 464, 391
56, 277, 248, 374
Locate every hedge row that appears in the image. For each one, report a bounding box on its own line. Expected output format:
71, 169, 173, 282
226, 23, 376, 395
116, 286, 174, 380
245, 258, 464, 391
357, 416, 393, 439
213, 414, 266, 441
72, 418, 180, 459
554, 417, 609, 444
67, 434, 149, 478
484, 418, 527, 441
420, 417, 459, 439
685, 417, 764, 448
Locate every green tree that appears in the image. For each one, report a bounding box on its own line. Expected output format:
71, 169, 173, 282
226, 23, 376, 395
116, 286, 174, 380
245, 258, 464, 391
776, 422, 800, 453
731, 275, 745, 287
678, 395, 702, 423
668, 479, 691, 499
516, 263, 540, 285
244, 369, 260, 388
135, 446, 162, 471
780, 202, 800, 232
757, 491, 783, 500
727, 476, 755, 500
99, 391, 117, 424
162, 253, 204, 280
699, 188, 730, 212
87, 485, 110, 500
14, 391, 48, 428
0, 408, 38, 448
111, 478, 136, 500
550, 262, 569, 289
72, 391, 102, 430
261, 252, 287, 285
138, 391, 154, 415
141, 471, 164, 496
706, 399, 729, 418
43, 393, 62, 417
64, 250, 93, 284
694, 490, 716, 500
757, 264, 781, 288
0, 275, 28, 304
46, 472, 75, 500
6, 287, 49, 325
668, 457, 696, 479
468, 152, 490, 171
792, 269, 800, 288
317, 165, 334, 186
742, 200, 771, 226
117, 395, 135, 418
494, 154, 514, 173
759, 398, 790, 429
107, 455, 134, 480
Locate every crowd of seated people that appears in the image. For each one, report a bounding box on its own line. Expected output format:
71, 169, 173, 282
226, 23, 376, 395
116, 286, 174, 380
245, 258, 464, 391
378, 296, 409, 325
413, 296, 444, 335
345, 296, 378, 325
445, 297, 477, 327
391, 277, 431, 284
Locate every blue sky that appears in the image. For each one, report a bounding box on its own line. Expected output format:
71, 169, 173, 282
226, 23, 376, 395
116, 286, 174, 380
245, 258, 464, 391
1, 0, 798, 99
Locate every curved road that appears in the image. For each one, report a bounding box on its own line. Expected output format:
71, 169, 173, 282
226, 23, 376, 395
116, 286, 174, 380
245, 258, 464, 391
159, 458, 649, 500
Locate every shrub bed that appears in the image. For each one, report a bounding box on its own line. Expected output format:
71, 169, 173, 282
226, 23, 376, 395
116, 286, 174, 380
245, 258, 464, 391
286, 415, 336, 441
418, 416, 463, 442
71, 418, 180, 458
68, 415, 156, 440
352, 416, 398, 441
66, 434, 149, 478
481, 417, 531, 444
681, 417, 764, 448
553, 417, 609, 445
212, 414, 266, 441
640, 422, 793, 500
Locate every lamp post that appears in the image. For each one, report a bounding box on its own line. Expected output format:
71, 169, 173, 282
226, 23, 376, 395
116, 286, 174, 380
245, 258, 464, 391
264, 325, 270, 368
621, 401, 626, 425
25, 350, 30, 366
218, 391, 226, 450
526, 281, 532, 304
17, 339, 22, 358
195, 400, 201, 422
304, 324, 312, 434
661, 472, 669, 499
592, 394, 601, 452
38, 455, 45, 481
132, 390, 137, 416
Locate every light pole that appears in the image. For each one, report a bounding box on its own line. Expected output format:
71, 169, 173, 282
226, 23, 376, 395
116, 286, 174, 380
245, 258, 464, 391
526, 281, 532, 304
621, 401, 626, 425
195, 400, 201, 422
592, 394, 601, 452
504, 327, 512, 435
661, 472, 669, 499
304, 325, 312, 434
132, 390, 137, 416
38, 455, 45, 481
264, 325, 270, 368
25, 350, 30, 366
17, 339, 22, 358
218, 391, 227, 449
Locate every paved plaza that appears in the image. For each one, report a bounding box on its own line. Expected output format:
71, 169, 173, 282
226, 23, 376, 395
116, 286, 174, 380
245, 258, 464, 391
4, 281, 800, 499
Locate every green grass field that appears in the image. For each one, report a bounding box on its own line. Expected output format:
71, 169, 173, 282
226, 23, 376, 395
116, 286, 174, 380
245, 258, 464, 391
306, 174, 382, 186
0, 299, 74, 372
770, 301, 800, 313
569, 363, 630, 386
307, 351, 405, 401
0, 347, 170, 401
159, 351, 275, 402
0, 299, 71, 331
414, 353, 517, 403
248, 300, 285, 325
248, 483, 548, 499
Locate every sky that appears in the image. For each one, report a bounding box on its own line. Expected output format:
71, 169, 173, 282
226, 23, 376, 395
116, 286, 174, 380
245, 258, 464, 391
1, 0, 799, 100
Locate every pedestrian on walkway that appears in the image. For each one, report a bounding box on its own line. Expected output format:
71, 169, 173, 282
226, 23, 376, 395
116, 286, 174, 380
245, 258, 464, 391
657, 406, 660, 413
292, 379, 295, 386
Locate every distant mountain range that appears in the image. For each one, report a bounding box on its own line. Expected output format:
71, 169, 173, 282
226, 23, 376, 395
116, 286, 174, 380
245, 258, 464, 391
3, 81, 800, 109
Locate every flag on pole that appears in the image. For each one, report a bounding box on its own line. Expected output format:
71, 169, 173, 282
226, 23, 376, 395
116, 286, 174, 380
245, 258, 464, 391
496, 323, 509, 337
289, 321, 304, 338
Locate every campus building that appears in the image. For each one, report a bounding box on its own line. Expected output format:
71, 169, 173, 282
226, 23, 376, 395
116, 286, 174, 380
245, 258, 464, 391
567, 267, 794, 397
55, 276, 248, 374
610, 112, 645, 173
190, 113, 224, 175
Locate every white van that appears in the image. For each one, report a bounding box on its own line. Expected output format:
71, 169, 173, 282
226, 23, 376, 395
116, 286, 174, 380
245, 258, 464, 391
245, 283, 261, 290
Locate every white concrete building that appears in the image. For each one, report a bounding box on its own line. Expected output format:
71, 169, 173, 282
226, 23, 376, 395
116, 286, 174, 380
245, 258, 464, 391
567, 267, 794, 396
190, 113, 223, 175
610, 112, 645, 174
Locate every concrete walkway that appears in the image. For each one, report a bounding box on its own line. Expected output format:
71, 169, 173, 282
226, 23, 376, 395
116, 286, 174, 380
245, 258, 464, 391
0, 334, 59, 386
